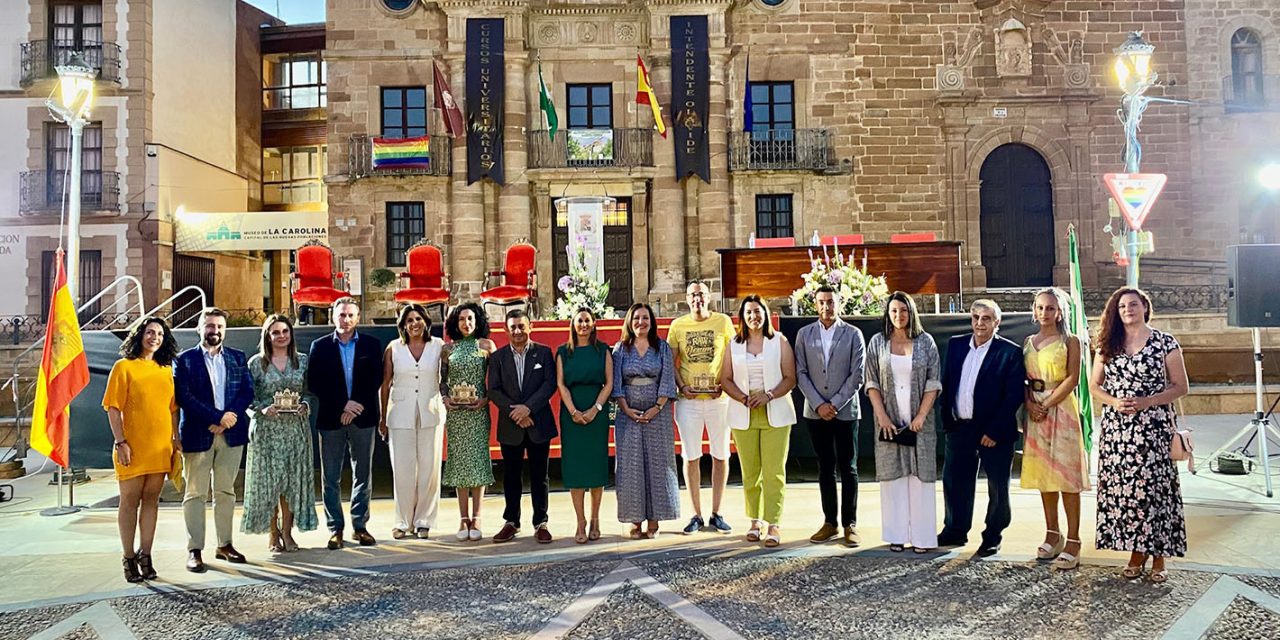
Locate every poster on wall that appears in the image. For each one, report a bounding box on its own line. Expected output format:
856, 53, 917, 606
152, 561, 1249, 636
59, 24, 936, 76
466, 18, 505, 185
566, 197, 606, 281
671, 15, 711, 184
174, 211, 328, 252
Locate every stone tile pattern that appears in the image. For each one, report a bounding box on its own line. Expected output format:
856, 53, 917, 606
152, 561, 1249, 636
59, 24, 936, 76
562, 583, 703, 640
1203, 596, 1280, 640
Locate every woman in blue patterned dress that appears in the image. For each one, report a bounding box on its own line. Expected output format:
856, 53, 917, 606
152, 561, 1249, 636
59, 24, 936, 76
242, 314, 318, 552
612, 302, 679, 539
439, 302, 496, 542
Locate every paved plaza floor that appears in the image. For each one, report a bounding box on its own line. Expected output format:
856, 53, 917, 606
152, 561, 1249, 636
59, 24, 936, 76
1, 414, 1278, 639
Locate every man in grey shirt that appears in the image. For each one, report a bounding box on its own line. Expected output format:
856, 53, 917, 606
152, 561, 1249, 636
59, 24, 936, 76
794, 286, 866, 546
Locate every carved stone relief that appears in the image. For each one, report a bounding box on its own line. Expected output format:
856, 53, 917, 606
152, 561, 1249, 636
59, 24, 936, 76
995, 18, 1032, 78
1044, 26, 1092, 89
530, 16, 643, 48
937, 27, 985, 92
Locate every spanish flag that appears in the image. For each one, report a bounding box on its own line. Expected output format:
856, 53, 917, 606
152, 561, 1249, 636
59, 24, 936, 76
30, 248, 89, 468
636, 55, 667, 138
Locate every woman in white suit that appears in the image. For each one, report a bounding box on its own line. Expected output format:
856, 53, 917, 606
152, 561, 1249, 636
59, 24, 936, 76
379, 304, 446, 539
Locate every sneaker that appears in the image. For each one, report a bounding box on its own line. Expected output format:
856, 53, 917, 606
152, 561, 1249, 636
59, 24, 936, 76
708, 513, 732, 533
682, 515, 705, 535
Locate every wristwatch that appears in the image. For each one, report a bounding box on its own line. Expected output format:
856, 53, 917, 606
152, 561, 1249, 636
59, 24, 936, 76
113, 439, 128, 448
765, 390, 775, 401
595, 403, 604, 412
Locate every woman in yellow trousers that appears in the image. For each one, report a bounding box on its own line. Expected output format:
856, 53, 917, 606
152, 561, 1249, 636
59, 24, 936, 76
721, 295, 797, 547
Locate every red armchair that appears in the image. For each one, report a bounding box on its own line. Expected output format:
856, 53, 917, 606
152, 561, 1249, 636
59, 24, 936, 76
394, 240, 450, 320
890, 232, 937, 243
290, 240, 350, 316
480, 240, 538, 317
821, 234, 865, 246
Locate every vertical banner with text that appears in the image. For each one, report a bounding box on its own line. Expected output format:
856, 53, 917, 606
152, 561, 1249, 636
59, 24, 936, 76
466, 18, 505, 184
671, 15, 710, 184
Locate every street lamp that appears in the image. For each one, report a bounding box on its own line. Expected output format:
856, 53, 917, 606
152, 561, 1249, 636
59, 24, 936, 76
1114, 31, 1157, 287
46, 52, 96, 305
1259, 163, 1280, 191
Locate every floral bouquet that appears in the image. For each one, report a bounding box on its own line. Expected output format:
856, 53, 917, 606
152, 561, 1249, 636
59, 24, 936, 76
790, 242, 890, 316
552, 237, 617, 320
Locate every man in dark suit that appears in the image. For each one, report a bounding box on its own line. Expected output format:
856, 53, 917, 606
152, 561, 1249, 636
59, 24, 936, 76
488, 309, 558, 544
174, 307, 254, 572
306, 297, 384, 550
937, 299, 1027, 557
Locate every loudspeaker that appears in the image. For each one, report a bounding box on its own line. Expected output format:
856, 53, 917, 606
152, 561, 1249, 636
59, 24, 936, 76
1227, 244, 1280, 327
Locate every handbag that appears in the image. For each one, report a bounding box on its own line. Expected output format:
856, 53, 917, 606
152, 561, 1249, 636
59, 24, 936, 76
878, 424, 918, 447
1171, 428, 1195, 474
169, 448, 186, 493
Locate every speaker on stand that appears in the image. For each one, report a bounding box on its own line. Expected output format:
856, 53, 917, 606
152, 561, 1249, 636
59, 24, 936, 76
1215, 244, 1280, 497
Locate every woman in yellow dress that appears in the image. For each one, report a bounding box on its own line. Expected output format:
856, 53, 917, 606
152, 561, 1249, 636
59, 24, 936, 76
1021, 287, 1091, 571
102, 316, 179, 583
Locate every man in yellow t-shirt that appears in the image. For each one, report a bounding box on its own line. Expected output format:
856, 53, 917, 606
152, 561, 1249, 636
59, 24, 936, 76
668, 281, 736, 535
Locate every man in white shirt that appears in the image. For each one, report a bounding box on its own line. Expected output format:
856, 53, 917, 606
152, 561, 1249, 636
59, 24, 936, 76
937, 300, 1026, 557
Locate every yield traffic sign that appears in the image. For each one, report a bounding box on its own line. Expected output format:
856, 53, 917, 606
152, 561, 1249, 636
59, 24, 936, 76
1103, 173, 1167, 230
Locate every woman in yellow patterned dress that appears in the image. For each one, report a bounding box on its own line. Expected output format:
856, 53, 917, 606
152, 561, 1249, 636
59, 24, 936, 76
102, 316, 179, 583
1022, 287, 1090, 571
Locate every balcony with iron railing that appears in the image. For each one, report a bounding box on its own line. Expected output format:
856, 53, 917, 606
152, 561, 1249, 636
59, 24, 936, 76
527, 128, 654, 169
1222, 74, 1280, 113
348, 134, 452, 179
19, 170, 121, 214
730, 129, 835, 172
19, 40, 122, 87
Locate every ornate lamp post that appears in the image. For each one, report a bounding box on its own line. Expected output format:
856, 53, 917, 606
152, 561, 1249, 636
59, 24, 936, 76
46, 53, 96, 305
1114, 31, 1156, 287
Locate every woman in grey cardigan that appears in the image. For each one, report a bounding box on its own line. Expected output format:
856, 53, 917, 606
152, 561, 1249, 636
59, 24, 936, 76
865, 291, 942, 553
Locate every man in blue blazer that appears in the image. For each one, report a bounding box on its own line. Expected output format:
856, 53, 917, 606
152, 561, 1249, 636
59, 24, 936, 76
488, 309, 558, 544
307, 297, 384, 550
174, 308, 254, 572
937, 300, 1026, 557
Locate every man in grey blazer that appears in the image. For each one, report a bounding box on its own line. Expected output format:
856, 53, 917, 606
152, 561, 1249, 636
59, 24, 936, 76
795, 285, 867, 547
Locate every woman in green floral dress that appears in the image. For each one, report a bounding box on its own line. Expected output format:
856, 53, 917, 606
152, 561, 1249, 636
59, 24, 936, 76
440, 302, 496, 542
242, 314, 318, 551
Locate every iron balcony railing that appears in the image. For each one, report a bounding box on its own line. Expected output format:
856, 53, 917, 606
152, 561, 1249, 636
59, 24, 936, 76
1222, 74, 1280, 112
348, 134, 452, 178
527, 128, 654, 169
19, 40, 122, 87
19, 170, 120, 214
730, 128, 835, 172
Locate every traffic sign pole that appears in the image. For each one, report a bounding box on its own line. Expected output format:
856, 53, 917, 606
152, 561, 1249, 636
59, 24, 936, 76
1103, 172, 1168, 288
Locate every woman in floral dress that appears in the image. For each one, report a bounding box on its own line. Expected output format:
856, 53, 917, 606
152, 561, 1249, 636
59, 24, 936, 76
440, 302, 496, 541
1089, 288, 1189, 583
242, 314, 317, 551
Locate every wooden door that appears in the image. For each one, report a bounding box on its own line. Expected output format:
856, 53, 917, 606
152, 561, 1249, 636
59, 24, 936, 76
979, 143, 1055, 288
552, 197, 633, 310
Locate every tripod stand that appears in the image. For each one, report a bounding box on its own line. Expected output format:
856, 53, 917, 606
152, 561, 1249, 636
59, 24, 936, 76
1207, 327, 1280, 497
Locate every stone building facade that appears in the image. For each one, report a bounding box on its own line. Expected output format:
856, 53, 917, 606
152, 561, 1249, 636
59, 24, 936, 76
0, 0, 277, 323
324, 0, 1280, 314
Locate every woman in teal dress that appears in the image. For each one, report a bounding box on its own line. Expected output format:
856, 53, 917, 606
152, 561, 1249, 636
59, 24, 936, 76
242, 314, 318, 551
556, 307, 614, 544
439, 302, 496, 542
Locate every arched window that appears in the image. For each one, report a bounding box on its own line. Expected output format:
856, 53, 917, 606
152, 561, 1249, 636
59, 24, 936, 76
1231, 29, 1264, 106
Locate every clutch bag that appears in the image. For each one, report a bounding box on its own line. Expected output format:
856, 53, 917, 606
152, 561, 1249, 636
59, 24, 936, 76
878, 425, 918, 447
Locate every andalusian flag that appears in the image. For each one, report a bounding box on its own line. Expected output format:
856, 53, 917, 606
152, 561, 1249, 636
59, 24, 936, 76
30, 248, 90, 468
636, 55, 667, 138
1067, 225, 1095, 454
537, 61, 557, 141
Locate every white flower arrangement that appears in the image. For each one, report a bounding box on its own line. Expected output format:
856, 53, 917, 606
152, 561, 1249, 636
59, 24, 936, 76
552, 237, 617, 320
790, 243, 890, 316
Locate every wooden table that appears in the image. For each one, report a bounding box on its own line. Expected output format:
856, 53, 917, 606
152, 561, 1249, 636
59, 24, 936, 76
717, 241, 963, 308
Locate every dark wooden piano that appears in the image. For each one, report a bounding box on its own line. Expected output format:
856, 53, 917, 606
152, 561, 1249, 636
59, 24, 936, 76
717, 241, 963, 311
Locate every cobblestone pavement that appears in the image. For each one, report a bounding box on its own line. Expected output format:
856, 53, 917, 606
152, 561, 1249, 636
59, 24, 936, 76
4, 548, 1279, 640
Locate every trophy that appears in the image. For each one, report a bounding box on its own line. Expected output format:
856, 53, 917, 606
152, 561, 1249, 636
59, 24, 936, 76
688, 372, 720, 395
450, 382, 479, 404
273, 389, 302, 414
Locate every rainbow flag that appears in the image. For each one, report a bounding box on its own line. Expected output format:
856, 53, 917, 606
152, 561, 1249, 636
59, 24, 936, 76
372, 136, 431, 170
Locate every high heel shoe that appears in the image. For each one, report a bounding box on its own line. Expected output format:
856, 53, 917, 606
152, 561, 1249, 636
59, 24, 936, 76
282, 536, 299, 552
122, 556, 143, 583
1036, 530, 1065, 560
1052, 539, 1082, 571
574, 520, 589, 544
588, 519, 601, 541
135, 551, 157, 580
1121, 557, 1147, 580
456, 518, 472, 541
